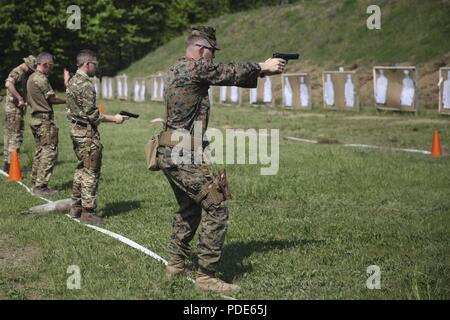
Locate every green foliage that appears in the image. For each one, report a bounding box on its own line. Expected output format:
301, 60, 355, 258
164, 0, 230, 41
0, 0, 230, 90
0, 0, 300, 90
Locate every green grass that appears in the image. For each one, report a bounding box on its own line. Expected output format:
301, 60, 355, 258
123, 0, 450, 76
1, 99, 449, 299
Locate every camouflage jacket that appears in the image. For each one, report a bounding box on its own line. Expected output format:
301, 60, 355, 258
164, 56, 261, 135
66, 69, 103, 126
5, 65, 31, 104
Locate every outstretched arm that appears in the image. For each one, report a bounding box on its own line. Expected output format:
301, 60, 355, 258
101, 114, 129, 124
197, 58, 286, 87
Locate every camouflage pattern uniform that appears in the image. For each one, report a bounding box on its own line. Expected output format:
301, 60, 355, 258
3, 57, 35, 167
66, 70, 104, 214
27, 70, 58, 188
159, 47, 261, 275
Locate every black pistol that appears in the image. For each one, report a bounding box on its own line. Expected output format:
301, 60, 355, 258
272, 52, 300, 62
119, 111, 139, 118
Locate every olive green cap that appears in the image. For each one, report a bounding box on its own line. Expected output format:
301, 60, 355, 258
23, 55, 37, 71
188, 26, 220, 50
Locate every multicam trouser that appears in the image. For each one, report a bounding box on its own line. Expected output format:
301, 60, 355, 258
3, 101, 25, 164
30, 115, 58, 187
70, 123, 102, 212
157, 145, 230, 275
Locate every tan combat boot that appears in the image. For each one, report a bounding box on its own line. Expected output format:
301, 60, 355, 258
165, 256, 187, 279
195, 271, 240, 295
80, 210, 105, 225
68, 207, 82, 219
31, 186, 58, 196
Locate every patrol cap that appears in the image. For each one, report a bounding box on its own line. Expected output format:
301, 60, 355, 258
23, 55, 37, 71
188, 26, 220, 50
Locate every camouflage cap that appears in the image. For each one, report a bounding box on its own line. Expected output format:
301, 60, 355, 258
23, 55, 37, 71
188, 26, 220, 50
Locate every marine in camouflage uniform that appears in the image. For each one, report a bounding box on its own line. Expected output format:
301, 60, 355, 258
3, 56, 36, 172
158, 26, 286, 294
66, 49, 127, 225
27, 52, 67, 196
67, 69, 104, 222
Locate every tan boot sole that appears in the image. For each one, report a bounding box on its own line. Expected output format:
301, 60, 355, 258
165, 267, 185, 279
195, 283, 240, 295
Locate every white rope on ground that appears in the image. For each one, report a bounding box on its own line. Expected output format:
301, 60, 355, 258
0, 169, 52, 203
1, 169, 167, 264
285, 136, 431, 155
284, 136, 318, 144
150, 118, 165, 124
0, 169, 236, 300
343, 143, 431, 155
67, 215, 168, 265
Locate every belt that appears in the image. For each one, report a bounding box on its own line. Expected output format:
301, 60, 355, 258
32, 112, 53, 120
71, 118, 89, 127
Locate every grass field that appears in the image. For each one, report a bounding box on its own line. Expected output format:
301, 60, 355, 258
1, 99, 449, 300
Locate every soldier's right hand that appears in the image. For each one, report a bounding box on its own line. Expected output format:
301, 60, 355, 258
113, 114, 129, 124
259, 58, 286, 76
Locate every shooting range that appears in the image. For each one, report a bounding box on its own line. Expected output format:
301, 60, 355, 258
322, 70, 359, 111
373, 66, 418, 113
101, 77, 114, 99
208, 87, 213, 107
218, 86, 242, 105
439, 67, 450, 115
249, 76, 276, 107
147, 74, 164, 101
133, 77, 146, 102
1, 0, 449, 303
116, 74, 129, 100
92, 76, 100, 97
281, 73, 312, 109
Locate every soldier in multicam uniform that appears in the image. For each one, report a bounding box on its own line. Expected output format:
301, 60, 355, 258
158, 26, 286, 294
66, 49, 128, 225
27, 52, 68, 196
3, 55, 37, 173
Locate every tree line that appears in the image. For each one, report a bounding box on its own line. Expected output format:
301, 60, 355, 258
0, 0, 293, 90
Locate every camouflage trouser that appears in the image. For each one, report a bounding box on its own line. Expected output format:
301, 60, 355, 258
70, 124, 102, 212
157, 146, 229, 274
30, 117, 58, 187
3, 101, 25, 164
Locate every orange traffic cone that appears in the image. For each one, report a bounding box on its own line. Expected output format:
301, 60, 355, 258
98, 103, 105, 113
8, 149, 22, 182
431, 130, 442, 157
